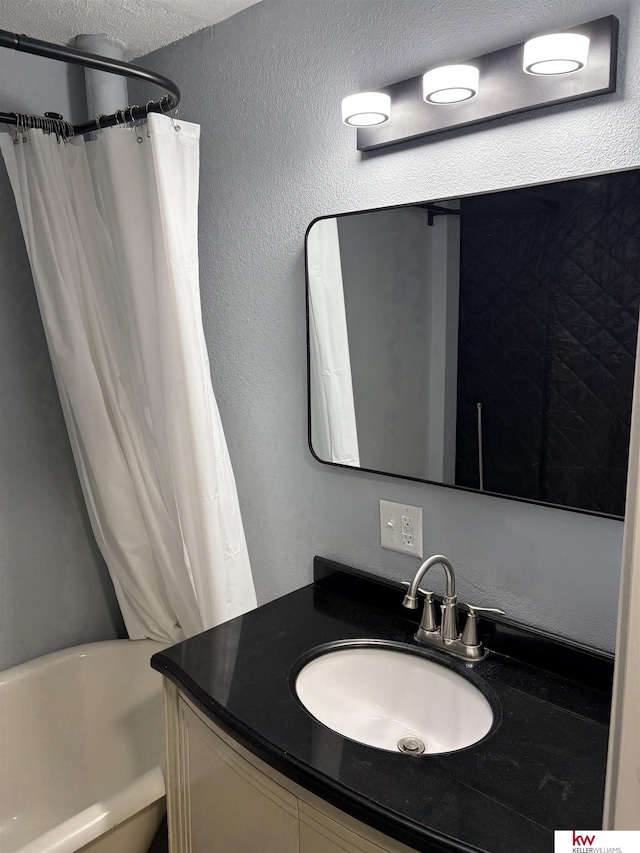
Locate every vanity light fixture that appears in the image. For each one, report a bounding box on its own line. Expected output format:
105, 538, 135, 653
422, 65, 479, 104
341, 92, 391, 127
523, 33, 590, 75
344, 15, 618, 151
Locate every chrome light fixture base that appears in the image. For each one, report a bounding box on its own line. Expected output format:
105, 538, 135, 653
355, 15, 618, 152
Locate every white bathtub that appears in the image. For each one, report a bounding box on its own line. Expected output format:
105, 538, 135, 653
0, 639, 169, 853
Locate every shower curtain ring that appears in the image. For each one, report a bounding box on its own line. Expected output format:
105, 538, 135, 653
145, 100, 154, 136
170, 105, 181, 132
128, 105, 144, 142
11, 112, 20, 144
159, 95, 180, 130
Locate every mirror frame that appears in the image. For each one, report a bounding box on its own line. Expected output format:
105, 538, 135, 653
305, 170, 640, 521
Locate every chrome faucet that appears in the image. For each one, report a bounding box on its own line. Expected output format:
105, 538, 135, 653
402, 554, 504, 661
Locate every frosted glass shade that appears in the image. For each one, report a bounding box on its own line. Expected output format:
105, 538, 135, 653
423, 65, 479, 104
523, 33, 590, 75
341, 92, 391, 126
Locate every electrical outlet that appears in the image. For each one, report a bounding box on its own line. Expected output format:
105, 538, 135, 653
401, 514, 414, 546
379, 500, 423, 558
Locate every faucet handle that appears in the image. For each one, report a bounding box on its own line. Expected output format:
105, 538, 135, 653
461, 605, 506, 647
418, 590, 438, 633
401, 581, 434, 610
466, 605, 506, 617
402, 583, 439, 635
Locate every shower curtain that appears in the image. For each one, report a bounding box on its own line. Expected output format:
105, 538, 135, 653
0, 114, 256, 641
307, 217, 360, 466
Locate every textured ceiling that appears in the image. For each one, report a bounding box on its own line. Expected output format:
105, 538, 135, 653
0, 0, 263, 59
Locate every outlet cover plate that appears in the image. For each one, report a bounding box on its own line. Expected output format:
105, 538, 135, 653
379, 500, 423, 558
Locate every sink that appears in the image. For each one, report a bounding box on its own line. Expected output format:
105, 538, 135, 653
294, 644, 495, 754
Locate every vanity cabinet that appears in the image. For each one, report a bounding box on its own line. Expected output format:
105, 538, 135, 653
153, 562, 613, 853
299, 804, 395, 853
163, 681, 417, 853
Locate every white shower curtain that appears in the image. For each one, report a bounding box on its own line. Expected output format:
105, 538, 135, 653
307, 218, 360, 466
0, 114, 256, 642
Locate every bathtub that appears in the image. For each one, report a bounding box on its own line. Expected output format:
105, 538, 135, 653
0, 639, 169, 853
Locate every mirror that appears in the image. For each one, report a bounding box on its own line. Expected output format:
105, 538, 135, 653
306, 168, 640, 518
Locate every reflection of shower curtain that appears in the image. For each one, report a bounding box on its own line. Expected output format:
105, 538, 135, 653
0, 114, 256, 642
307, 218, 360, 466
604, 330, 640, 828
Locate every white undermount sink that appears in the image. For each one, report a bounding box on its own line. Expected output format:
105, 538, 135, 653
294, 645, 495, 755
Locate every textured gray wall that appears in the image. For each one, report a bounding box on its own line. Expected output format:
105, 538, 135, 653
138, 0, 640, 651
0, 51, 124, 670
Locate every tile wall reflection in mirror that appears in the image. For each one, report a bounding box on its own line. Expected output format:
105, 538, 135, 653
306, 168, 640, 518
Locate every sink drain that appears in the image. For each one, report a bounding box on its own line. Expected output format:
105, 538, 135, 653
396, 736, 426, 755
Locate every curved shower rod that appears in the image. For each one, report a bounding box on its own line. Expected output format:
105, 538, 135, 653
0, 29, 181, 137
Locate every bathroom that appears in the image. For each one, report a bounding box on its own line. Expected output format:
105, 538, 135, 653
0, 0, 639, 851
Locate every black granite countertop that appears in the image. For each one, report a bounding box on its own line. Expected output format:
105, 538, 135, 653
151, 558, 613, 853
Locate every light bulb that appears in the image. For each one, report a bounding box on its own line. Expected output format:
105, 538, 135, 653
523, 33, 590, 75
422, 65, 479, 104
341, 92, 391, 127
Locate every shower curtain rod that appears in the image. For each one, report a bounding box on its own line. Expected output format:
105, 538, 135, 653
0, 29, 181, 137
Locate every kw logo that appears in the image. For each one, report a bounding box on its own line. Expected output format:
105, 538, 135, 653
573, 830, 596, 846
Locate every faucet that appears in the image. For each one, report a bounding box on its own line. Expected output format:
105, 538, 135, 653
402, 555, 504, 661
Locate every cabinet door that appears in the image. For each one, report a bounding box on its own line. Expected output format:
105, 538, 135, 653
299, 803, 391, 853
179, 697, 299, 853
